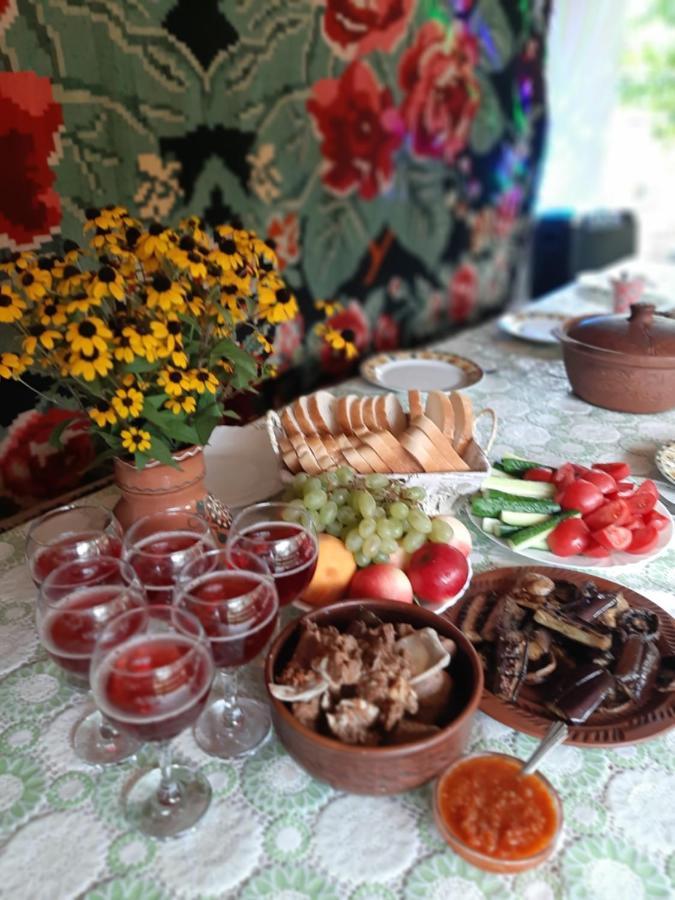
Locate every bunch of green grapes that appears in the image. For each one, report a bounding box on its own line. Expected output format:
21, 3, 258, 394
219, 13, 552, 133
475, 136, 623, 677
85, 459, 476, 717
280, 466, 452, 567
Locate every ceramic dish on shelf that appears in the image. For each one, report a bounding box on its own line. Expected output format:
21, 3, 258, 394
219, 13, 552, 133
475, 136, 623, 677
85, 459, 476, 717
445, 566, 675, 747
360, 350, 483, 392
465, 500, 672, 571
497, 310, 568, 345
655, 443, 675, 487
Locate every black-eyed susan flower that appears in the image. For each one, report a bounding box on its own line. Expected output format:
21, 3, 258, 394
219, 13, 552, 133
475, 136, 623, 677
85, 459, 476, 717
69, 346, 114, 380
0, 284, 26, 323
0, 352, 29, 379
249, 236, 278, 272
136, 223, 170, 261
315, 299, 343, 317
122, 319, 168, 363
39, 299, 67, 327
257, 276, 298, 324
181, 216, 210, 245
165, 395, 197, 415
146, 273, 185, 312
121, 426, 152, 454
66, 317, 113, 355
256, 332, 274, 354
89, 399, 117, 427
58, 265, 87, 297
62, 240, 82, 265
23, 324, 61, 354
66, 290, 102, 315
157, 366, 194, 397
191, 368, 219, 395
112, 387, 144, 419
112, 329, 135, 363
320, 326, 358, 359
184, 291, 205, 317
83, 207, 116, 231
162, 315, 188, 367
90, 265, 125, 301
211, 236, 244, 274
19, 269, 50, 300
90, 228, 121, 252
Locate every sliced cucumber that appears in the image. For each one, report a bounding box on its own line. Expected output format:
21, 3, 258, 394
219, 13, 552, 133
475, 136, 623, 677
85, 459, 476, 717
507, 511, 579, 551
490, 464, 519, 479
529, 536, 551, 551
499, 454, 546, 474
481, 517, 503, 535
482, 476, 556, 499
472, 492, 560, 517
501, 510, 551, 526
496, 522, 521, 537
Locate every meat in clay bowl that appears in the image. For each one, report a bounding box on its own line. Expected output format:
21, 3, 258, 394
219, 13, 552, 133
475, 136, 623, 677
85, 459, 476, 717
264, 599, 483, 795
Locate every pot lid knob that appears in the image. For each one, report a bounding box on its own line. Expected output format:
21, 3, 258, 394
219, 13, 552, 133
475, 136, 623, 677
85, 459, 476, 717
628, 303, 655, 327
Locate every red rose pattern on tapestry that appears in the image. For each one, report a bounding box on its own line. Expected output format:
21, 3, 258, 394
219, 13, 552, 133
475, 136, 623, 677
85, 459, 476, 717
0, 409, 94, 500
398, 21, 480, 162
320, 301, 371, 374
373, 313, 400, 351
0, 71, 63, 251
273, 314, 305, 373
321, 0, 414, 59
307, 60, 404, 200
266, 212, 300, 271
449, 262, 478, 323
0, 0, 17, 33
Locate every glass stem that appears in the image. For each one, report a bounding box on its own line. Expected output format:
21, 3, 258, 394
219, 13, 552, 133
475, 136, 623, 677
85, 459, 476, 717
98, 715, 119, 743
220, 668, 242, 729
156, 741, 181, 807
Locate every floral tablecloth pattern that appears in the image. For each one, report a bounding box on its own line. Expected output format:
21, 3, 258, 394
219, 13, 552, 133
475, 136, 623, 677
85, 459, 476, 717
1, 292, 674, 900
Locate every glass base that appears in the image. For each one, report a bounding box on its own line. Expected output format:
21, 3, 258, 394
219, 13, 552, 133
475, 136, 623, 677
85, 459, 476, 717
194, 697, 271, 758
72, 709, 140, 765
124, 765, 212, 839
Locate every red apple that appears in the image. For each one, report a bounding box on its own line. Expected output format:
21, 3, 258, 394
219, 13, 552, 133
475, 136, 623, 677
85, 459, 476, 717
348, 564, 414, 604
406, 543, 469, 605
435, 515, 472, 557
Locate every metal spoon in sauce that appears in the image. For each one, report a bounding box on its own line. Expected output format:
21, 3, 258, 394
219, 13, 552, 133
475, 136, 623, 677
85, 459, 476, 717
521, 721, 569, 776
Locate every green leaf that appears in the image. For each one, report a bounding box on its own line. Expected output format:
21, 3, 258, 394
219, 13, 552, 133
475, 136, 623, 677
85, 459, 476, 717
48, 417, 75, 449
141, 405, 200, 445
209, 337, 257, 374
123, 358, 157, 375
470, 74, 505, 154
97, 430, 119, 449
146, 435, 178, 467
470, 0, 514, 72
134, 452, 149, 471
143, 394, 168, 410
387, 162, 452, 270
193, 413, 221, 446
223, 409, 240, 420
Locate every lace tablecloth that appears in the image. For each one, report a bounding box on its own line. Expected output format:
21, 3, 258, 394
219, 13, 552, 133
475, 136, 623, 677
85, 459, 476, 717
1, 291, 675, 900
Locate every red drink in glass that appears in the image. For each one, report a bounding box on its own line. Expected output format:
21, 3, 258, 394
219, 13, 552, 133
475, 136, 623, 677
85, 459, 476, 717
127, 532, 209, 604
32, 533, 123, 586
94, 634, 213, 742
186, 572, 278, 668
232, 522, 317, 606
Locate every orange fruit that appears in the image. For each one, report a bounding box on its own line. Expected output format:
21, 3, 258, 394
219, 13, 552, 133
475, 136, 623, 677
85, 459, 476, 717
301, 534, 356, 608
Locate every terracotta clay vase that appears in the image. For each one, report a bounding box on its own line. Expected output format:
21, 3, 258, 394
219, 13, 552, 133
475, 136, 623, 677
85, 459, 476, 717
113, 445, 231, 540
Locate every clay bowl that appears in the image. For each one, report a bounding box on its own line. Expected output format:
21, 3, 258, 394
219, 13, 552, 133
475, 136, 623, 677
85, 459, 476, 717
557, 311, 675, 414
264, 599, 483, 795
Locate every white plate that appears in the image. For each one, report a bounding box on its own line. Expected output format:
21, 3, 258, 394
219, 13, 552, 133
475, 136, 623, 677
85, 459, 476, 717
360, 350, 483, 391
656, 443, 675, 487
498, 310, 568, 344
466, 501, 673, 570
203, 420, 283, 509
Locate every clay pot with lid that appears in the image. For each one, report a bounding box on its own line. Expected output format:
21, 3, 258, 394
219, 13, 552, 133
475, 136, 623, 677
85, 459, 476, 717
558, 304, 675, 413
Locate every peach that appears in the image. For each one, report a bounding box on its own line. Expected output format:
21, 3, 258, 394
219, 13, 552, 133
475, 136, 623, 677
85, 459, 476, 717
435, 515, 472, 557
348, 564, 414, 604
301, 534, 356, 608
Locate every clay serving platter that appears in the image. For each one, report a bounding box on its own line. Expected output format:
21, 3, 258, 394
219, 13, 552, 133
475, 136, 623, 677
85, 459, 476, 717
445, 566, 675, 747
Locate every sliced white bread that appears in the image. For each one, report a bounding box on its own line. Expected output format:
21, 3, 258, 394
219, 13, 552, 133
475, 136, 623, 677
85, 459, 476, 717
307, 390, 339, 435
335, 396, 354, 435
280, 405, 303, 439
362, 396, 380, 431
278, 436, 302, 474
356, 441, 387, 473
322, 434, 349, 467
410, 415, 469, 471
374, 394, 406, 435
361, 430, 419, 473
348, 395, 368, 434
400, 425, 449, 473
288, 433, 322, 475
337, 435, 374, 474
408, 389, 424, 420
291, 396, 317, 436
449, 392, 474, 456
425, 390, 455, 442
305, 434, 337, 471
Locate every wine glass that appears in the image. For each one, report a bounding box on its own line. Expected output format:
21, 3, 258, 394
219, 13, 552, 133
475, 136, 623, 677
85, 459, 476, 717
226, 502, 318, 607
90, 604, 215, 838
27, 504, 123, 586
175, 549, 278, 757
123, 510, 215, 605
37, 557, 146, 764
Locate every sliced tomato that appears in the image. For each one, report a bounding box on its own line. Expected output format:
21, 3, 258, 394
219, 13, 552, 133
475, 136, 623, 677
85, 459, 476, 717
626, 525, 660, 555
578, 468, 617, 494
591, 524, 633, 551
547, 518, 590, 557
626, 518, 645, 530
560, 479, 604, 515
583, 540, 612, 558
583, 499, 631, 531
592, 462, 631, 481
607, 482, 635, 500
645, 510, 670, 532
626, 480, 658, 515
553, 462, 576, 488
523, 467, 554, 483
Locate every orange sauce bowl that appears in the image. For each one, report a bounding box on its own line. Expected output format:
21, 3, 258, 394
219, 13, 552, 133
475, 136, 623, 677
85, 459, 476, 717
433, 751, 563, 874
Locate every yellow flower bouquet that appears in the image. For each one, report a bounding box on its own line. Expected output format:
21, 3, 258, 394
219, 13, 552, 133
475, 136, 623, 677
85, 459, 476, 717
0, 206, 340, 468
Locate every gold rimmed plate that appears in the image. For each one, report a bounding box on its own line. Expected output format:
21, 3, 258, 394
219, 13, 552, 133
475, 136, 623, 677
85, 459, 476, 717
360, 350, 483, 392
498, 310, 568, 345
